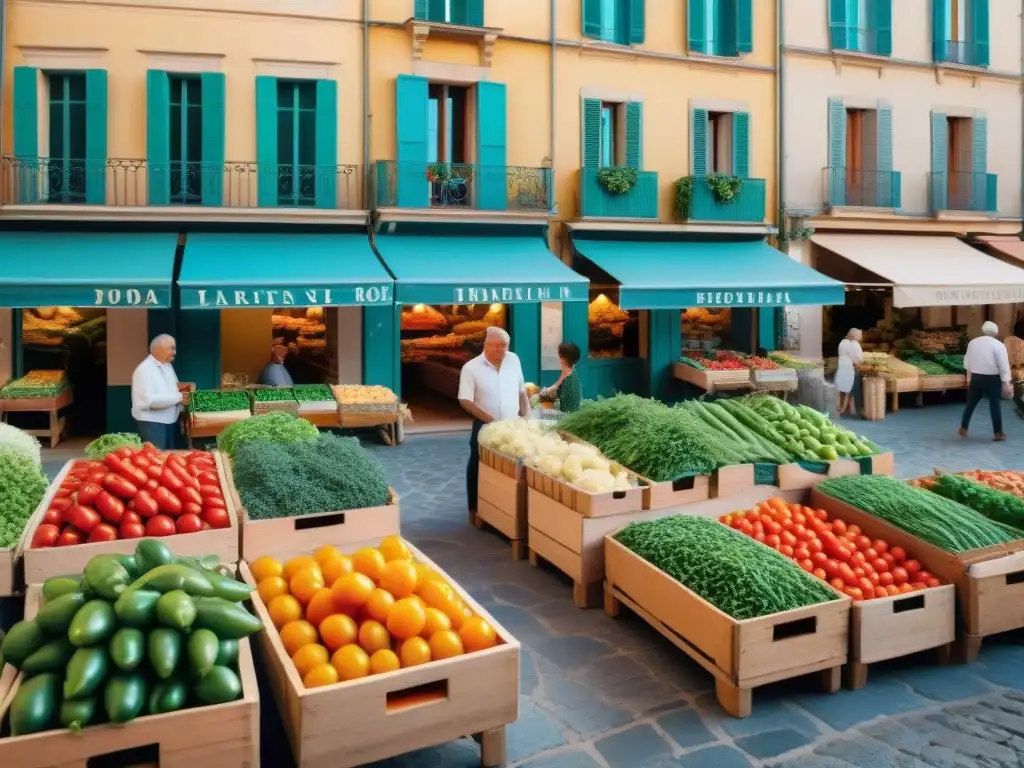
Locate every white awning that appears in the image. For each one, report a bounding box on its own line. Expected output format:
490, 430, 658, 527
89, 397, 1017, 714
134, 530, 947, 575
812, 234, 1024, 307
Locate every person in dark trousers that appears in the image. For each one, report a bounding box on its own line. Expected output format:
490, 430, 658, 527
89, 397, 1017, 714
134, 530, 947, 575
960, 322, 1012, 441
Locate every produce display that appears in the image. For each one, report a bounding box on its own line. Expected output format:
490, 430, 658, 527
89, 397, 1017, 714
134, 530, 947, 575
932, 354, 966, 374
252, 388, 297, 404
679, 350, 747, 371
21, 308, 105, 347
84, 433, 142, 461
30, 446, 231, 550
478, 419, 636, 493
911, 470, 1024, 499
769, 352, 820, 371
0, 370, 69, 399
614, 516, 838, 620
332, 385, 398, 407
250, 538, 498, 688
747, 356, 782, 371
272, 308, 328, 357
721, 497, 943, 601
0, 421, 43, 465
0, 450, 48, 548
923, 474, 1024, 534
0, 540, 260, 735
676, 400, 790, 464
903, 356, 948, 375
741, 396, 880, 461
232, 433, 390, 520
816, 475, 1019, 554
294, 384, 334, 403
217, 412, 319, 459
589, 295, 632, 359
400, 304, 500, 365
189, 390, 251, 414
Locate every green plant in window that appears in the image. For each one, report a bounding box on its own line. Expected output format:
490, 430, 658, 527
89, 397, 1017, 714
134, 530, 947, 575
426, 162, 455, 184
596, 166, 638, 195
705, 173, 743, 203
674, 176, 694, 219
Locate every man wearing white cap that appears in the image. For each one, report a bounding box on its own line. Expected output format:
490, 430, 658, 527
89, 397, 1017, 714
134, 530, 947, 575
960, 321, 1012, 441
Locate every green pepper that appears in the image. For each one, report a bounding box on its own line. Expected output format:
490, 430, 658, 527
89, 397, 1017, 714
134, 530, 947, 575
128, 565, 215, 597
9, 671, 61, 735
68, 600, 117, 647
215, 638, 239, 667
42, 576, 83, 602
20, 637, 76, 674
174, 554, 221, 572
64, 646, 109, 699
200, 570, 254, 602
148, 628, 182, 679
84, 555, 132, 600
193, 665, 242, 705
35, 591, 88, 636
109, 627, 146, 672
156, 590, 197, 631
194, 598, 263, 640
1, 619, 47, 668
114, 589, 161, 628
135, 539, 173, 574
60, 694, 99, 732
148, 677, 189, 715
186, 629, 220, 677
104, 672, 148, 724
112, 554, 140, 580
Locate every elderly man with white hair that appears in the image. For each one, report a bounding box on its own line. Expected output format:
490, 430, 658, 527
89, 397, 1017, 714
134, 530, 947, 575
131, 334, 185, 449
960, 321, 1012, 441
459, 325, 529, 513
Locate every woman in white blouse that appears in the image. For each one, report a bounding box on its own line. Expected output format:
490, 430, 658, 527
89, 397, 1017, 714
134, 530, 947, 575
835, 328, 863, 418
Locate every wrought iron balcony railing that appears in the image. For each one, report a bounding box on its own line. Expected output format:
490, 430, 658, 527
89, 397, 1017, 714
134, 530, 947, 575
933, 39, 988, 67
828, 26, 891, 56
373, 161, 550, 212
823, 167, 902, 208
0, 157, 363, 209
927, 170, 997, 214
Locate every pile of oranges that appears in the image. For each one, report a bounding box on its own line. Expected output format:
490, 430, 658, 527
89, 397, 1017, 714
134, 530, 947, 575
249, 535, 499, 688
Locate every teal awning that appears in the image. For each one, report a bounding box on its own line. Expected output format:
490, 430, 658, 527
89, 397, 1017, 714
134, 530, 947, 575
0, 232, 177, 308
178, 233, 393, 309
375, 234, 588, 304
573, 238, 845, 309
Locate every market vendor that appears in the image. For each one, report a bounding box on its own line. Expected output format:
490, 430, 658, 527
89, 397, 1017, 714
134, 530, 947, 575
258, 344, 294, 387
960, 321, 1011, 441
459, 326, 529, 513
130, 334, 184, 450
540, 342, 583, 413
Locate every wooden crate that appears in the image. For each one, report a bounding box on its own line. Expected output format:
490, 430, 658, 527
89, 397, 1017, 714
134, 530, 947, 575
298, 409, 341, 429
0, 585, 259, 767
713, 464, 756, 499
216, 452, 400, 561
524, 466, 645, 518
479, 446, 522, 480
920, 374, 967, 391
603, 535, 849, 717
637, 473, 711, 509
0, 545, 17, 597
672, 362, 751, 391
777, 453, 893, 491
752, 368, 798, 383
21, 459, 240, 585
0, 389, 73, 449
476, 462, 527, 560
240, 540, 520, 768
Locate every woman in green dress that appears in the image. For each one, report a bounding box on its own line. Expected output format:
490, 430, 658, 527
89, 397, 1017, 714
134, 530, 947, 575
541, 342, 582, 413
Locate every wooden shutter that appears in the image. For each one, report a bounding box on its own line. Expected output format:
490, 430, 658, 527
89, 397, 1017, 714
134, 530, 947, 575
413, 0, 428, 19
828, 98, 846, 205
932, 0, 949, 61
872, 0, 892, 55
718, 0, 737, 56
629, 0, 645, 44
200, 72, 226, 207
625, 102, 643, 169
314, 79, 338, 209
972, 0, 989, 66
582, 98, 602, 168
449, 0, 468, 24
146, 70, 171, 206
255, 75, 278, 207
582, 0, 602, 39
876, 103, 893, 206
395, 74, 429, 208
972, 114, 988, 211
13, 67, 39, 204
828, 0, 847, 49
511, 305, 541, 386
476, 81, 508, 210
466, 0, 484, 26
688, 0, 707, 53
691, 107, 709, 176
737, 0, 753, 53
732, 111, 749, 178
930, 111, 948, 211
84, 69, 108, 205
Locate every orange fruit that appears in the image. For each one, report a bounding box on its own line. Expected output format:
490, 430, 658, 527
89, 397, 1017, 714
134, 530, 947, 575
358, 620, 392, 655
439, 595, 467, 630
267, 594, 303, 629
279, 620, 318, 656
365, 589, 396, 624
399, 636, 431, 667
257, 576, 290, 604
314, 545, 343, 565
249, 556, 283, 582
417, 579, 454, 610
422, 607, 452, 637
319, 613, 358, 651
369, 649, 401, 675
331, 572, 375, 610
352, 547, 386, 581
387, 597, 427, 640
331, 644, 370, 681
283, 555, 320, 581
414, 563, 442, 585
321, 555, 354, 586
428, 629, 465, 660
292, 643, 329, 677
379, 535, 412, 562
302, 662, 339, 689
305, 588, 336, 628
459, 616, 498, 652
290, 569, 326, 605
379, 560, 419, 599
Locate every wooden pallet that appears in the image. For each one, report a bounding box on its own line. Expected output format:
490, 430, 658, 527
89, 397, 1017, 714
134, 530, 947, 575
0, 388, 73, 448
475, 462, 527, 560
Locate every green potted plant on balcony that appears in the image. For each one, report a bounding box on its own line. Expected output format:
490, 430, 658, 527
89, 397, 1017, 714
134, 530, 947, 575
596, 166, 638, 195
674, 176, 694, 219
705, 173, 743, 203
426, 162, 468, 205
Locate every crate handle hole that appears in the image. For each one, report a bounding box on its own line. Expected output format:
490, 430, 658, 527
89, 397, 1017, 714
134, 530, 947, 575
671, 476, 697, 492
87, 743, 160, 767
892, 594, 925, 613
612, 491, 626, 499
1005, 570, 1024, 586
386, 679, 449, 713
772, 616, 817, 641
294, 512, 346, 531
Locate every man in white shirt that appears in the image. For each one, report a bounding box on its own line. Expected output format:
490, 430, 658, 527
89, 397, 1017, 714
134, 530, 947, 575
960, 321, 1012, 441
131, 334, 184, 449
459, 326, 529, 513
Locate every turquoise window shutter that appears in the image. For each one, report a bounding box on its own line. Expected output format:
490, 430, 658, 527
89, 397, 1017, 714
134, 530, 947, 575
200, 72, 226, 207
467, 0, 484, 26
877, 102, 894, 206
872, 0, 892, 55
449, 0, 468, 23
732, 111, 750, 178
84, 69, 108, 205
828, 0, 847, 49
629, 0, 645, 44
395, 74, 429, 208
511, 304, 541, 385
688, 0, 707, 53
932, 0, 949, 61
582, 0, 602, 39
314, 79, 338, 209
562, 300, 589, 395
972, 115, 988, 211
582, 98, 602, 168
363, 305, 399, 392
13, 67, 39, 204
255, 75, 278, 207
930, 111, 948, 211
146, 70, 171, 206
476, 81, 507, 211
718, 0, 738, 56
737, 0, 753, 53
691, 107, 709, 177
625, 102, 643, 169
972, 0, 989, 66
828, 98, 846, 205
413, 0, 428, 18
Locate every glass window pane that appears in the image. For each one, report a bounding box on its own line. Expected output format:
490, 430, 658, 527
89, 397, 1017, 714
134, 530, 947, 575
277, 82, 293, 108
69, 75, 86, 102
170, 104, 182, 162
299, 83, 316, 110
277, 110, 293, 165
427, 99, 439, 163
49, 102, 64, 159
600, 0, 615, 40
189, 79, 203, 107
170, 77, 183, 105
186, 105, 202, 162
600, 107, 612, 167
69, 104, 86, 159
298, 110, 316, 165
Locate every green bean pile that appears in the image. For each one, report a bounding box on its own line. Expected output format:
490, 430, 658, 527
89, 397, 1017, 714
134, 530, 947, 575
817, 475, 1019, 553
928, 474, 1024, 535
615, 516, 837, 620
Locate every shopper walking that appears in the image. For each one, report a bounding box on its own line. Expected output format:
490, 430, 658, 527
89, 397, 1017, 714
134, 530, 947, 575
131, 334, 185, 450
458, 326, 530, 514
539, 342, 583, 414
960, 321, 1012, 440
835, 328, 863, 418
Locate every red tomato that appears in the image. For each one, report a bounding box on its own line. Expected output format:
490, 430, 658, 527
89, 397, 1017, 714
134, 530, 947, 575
94, 491, 125, 524
765, 520, 782, 536
744, 510, 759, 522
88, 523, 119, 543
813, 567, 827, 580
87, 470, 108, 484
198, 484, 223, 500
145, 515, 176, 537
811, 551, 828, 565
898, 583, 914, 594
57, 527, 84, 546
146, 464, 164, 480
882, 552, 896, 567
55, 487, 73, 499
121, 511, 142, 527
874, 586, 888, 599
720, 514, 732, 525
752, 521, 764, 536
50, 497, 72, 511
133, 490, 160, 519
863, 547, 879, 561
851, 551, 867, 565
76, 482, 102, 506
203, 506, 230, 529
32, 523, 60, 548
847, 524, 862, 536
925, 576, 941, 588
780, 531, 798, 548
65, 505, 101, 534
823, 559, 840, 578
102, 473, 138, 500
890, 546, 907, 563
846, 587, 864, 601
834, 546, 852, 562
916, 570, 934, 583
885, 584, 900, 596
838, 564, 857, 584
132, 454, 154, 470
182, 501, 203, 517
832, 519, 847, 535
903, 559, 922, 575
176, 513, 203, 534
891, 567, 909, 585
871, 558, 889, 573
879, 571, 894, 586
853, 566, 866, 578
779, 545, 794, 558
116, 462, 148, 486
799, 559, 814, 572
738, 520, 754, 535
872, 539, 889, 554
120, 521, 146, 539
160, 467, 185, 492
765, 534, 781, 549
42, 508, 61, 526
793, 546, 810, 561
154, 487, 183, 517
196, 471, 220, 486
859, 577, 875, 595
830, 577, 845, 591
104, 453, 126, 471
855, 535, 872, 551
172, 464, 200, 489
113, 446, 135, 459
144, 479, 159, 492
167, 453, 187, 468
868, 571, 880, 586
754, 531, 766, 543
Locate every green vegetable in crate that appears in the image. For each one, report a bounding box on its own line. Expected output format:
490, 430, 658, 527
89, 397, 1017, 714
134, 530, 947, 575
35, 591, 87, 635
84, 432, 143, 460
252, 387, 297, 403
60, 695, 99, 731
105, 672, 148, 723
293, 383, 334, 402
149, 677, 190, 715
217, 411, 318, 458
614, 516, 837, 620
148, 627, 182, 679
927, 474, 1024, 533
21, 637, 75, 674
0, 451, 49, 548
42, 577, 81, 602
114, 589, 161, 628
194, 665, 243, 704
1, 619, 46, 667
83, 554, 133, 600
9, 671, 61, 735
64, 646, 110, 699
187, 629, 221, 677
109, 627, 146, 671
189, 389, 250, 414
156, 590, 198, 630
68, 600, 117, 647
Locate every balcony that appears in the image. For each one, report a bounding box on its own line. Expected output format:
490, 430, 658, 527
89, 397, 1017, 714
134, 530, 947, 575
823, 167, 902, 209
373, 161, 550, 218
933, 39, 987, 67
829, 26, 890, 56
927, 171, 997, 215
0, 157, 364, 222
678, 176, 766, 223
579, 167, 659, 220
